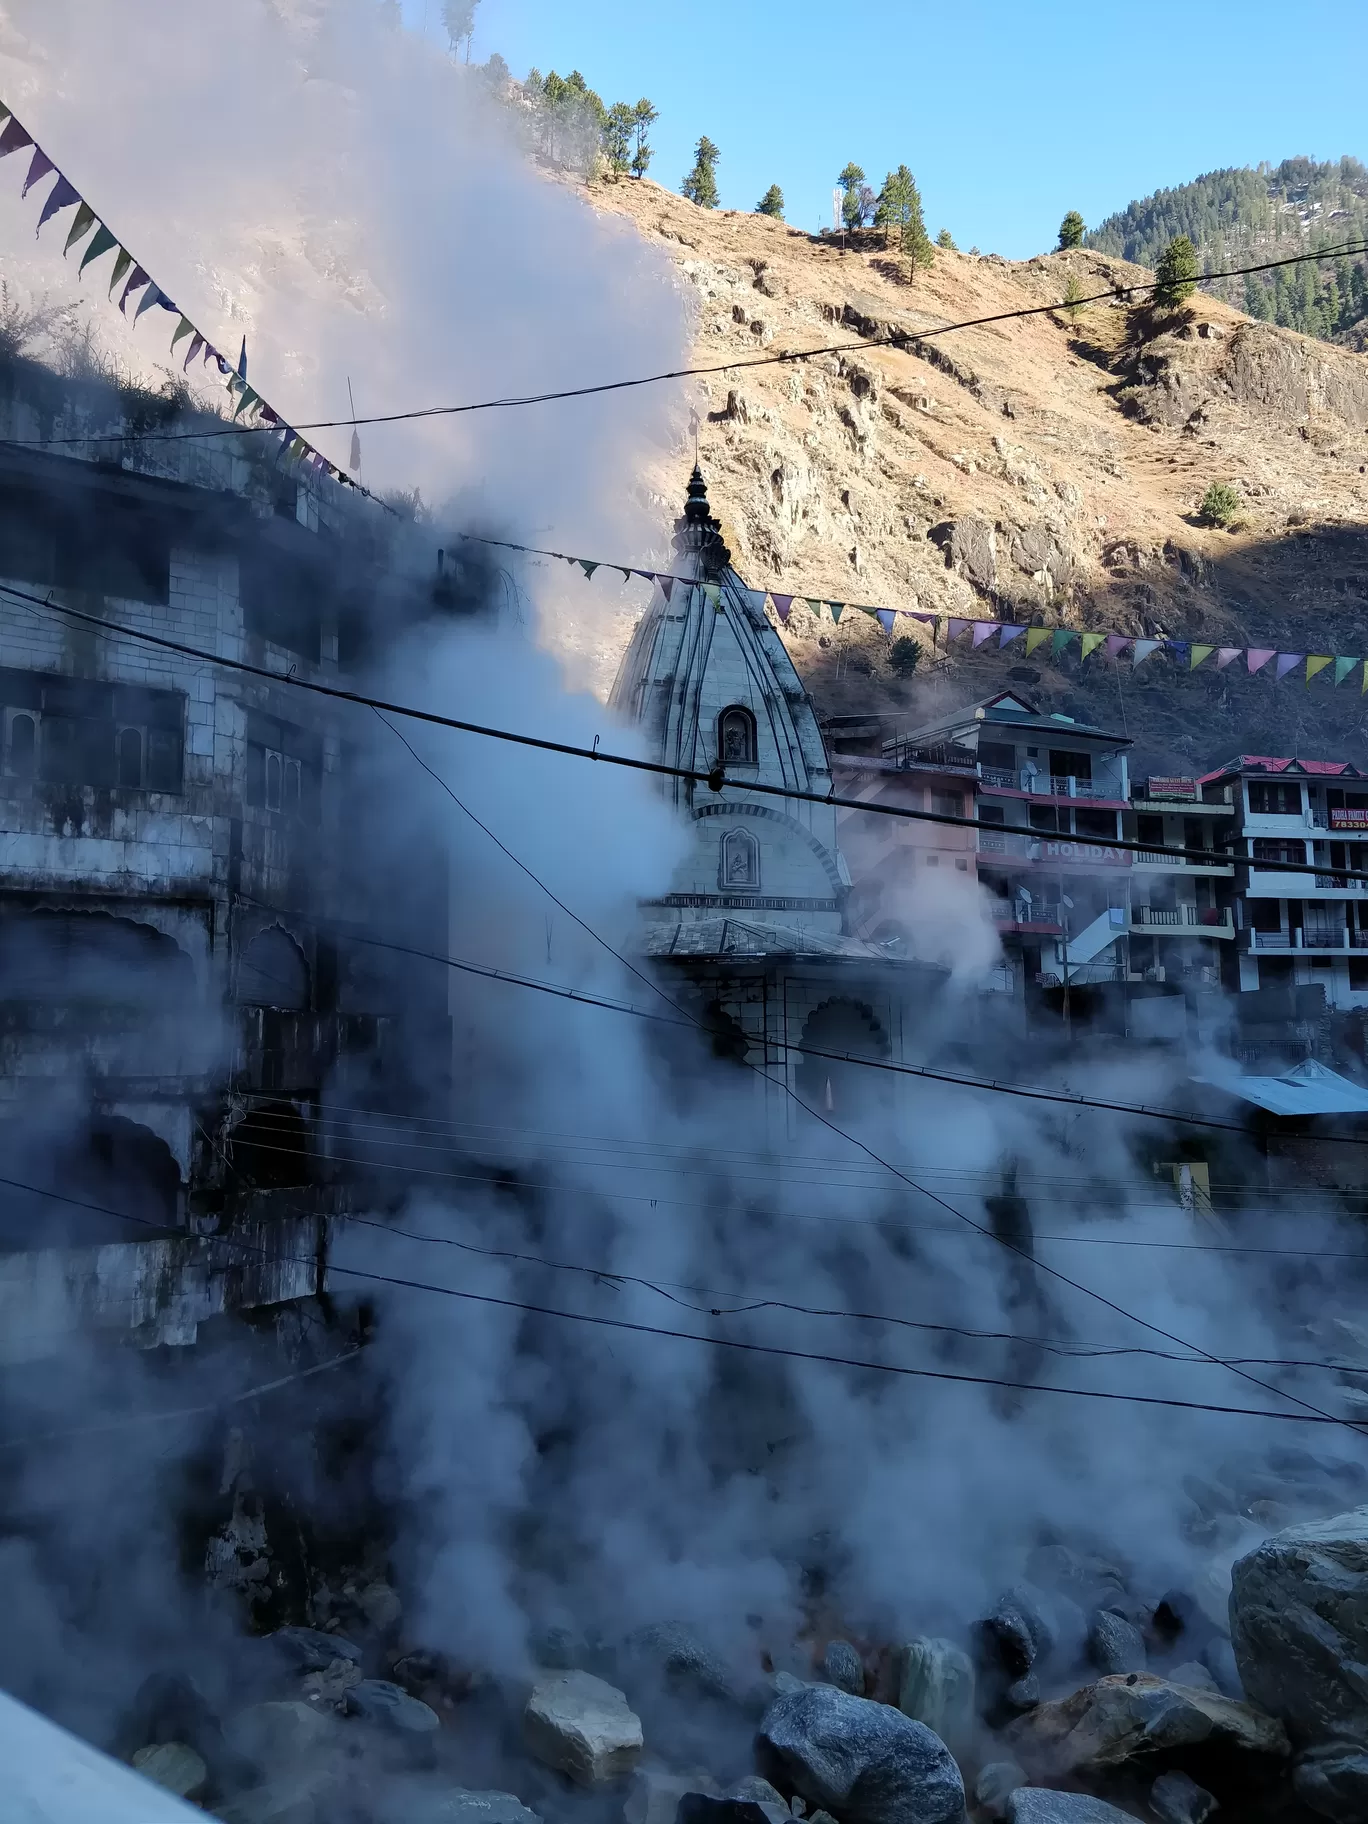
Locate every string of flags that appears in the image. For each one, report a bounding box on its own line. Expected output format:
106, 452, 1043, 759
460, 532, 1368, 694
0, 99, 366, 498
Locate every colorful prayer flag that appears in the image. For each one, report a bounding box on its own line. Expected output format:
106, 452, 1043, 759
1052, 629, 1078, 656
1080, 632, 1105, 659
119, 267, 151, 314
1306, 656, 1332, 685
36, 176, 80, 231
703, 583, 721, 609
183, 333, 204, 371
947, 617, 970, 642
1334, 657, 1358, 686
578, 559, 598, 580
1025, 628, 1051, 656
1132, 640, 1161, 668
170, 316, 195, 353
63, 201, 96, 254
1215, 648, 1242, 670
19, 147, 52, 195
132, 282, 163, 324
0, 117, 33, 159
1274, 654, 1303, 680
999, 625, 1026, 648
108, 249, 133, 298
78, 224, 117, 274
876, 610, 895, 634
829, 601, 844, 623
1105, 635, 1131, 659
1247, 649, 1275, 675
770, 593, 791, 621
1190, 644, 1215, 670
971, 621, 997, 648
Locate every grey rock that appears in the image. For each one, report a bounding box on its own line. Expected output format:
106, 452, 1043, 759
820, 1640, 865, 1696
1165, 1662, 1218, 1695
359, 1579, 402, 1632
226, 1700, 335, 1770
349, 1679, 441, 1735
678, 1800, 791, 1824
772, 1672, 810, 1698
524, 1670, 643, 1786
1087, 1611, 1145, 1677
972, 1762, 1024, 1821
981, 1586, 1056, 1677
1005, 1794, 1135, 1824
897, 1639, 975, 1757
268, 1626, 363, 1672
1199, 1637, 1242, 1700
628, 1768, 723, 1824
1149, 1769, 1217, 1824
755, 1682, 965, 1824
1005, 1675, 1039, 1713
1007, 1673, 1289, 1778
1229, 1504, 1368, 1745
131, 1742, 208, 1801
1293, 1743, 1368, 1822
396, 1789, 543, 1824
727, 1778, 787, 1810
626, 1622, 738, 1705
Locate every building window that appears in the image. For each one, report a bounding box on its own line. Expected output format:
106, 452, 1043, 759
720, 826, 760, 888
4, 710, 35, 780
1049, 749, 1091, 780
1029, 804, 1061, 833
1248, 781, 1302, 815
931, 791, 963, 817
717, 705, 757, 766
1252, 838, 1307, 865
1349, 958, 1368, 991
1076, 808, 1117, 839
262, 749, 303, 814
978, 804, 1006, 826
116, 726, 143, 789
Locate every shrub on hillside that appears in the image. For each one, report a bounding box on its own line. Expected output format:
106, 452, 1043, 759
889, 635, 921, 677
1199, 480, 1241, 526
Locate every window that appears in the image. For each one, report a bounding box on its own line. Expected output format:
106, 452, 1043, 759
1248, 780, 1302, 815
1183, 819, 1208, 853
4, 710, 35, 780
1248, 899, 1282, 932
1049, 749, 1091, 780
1137, 814, 1164, 847
1350, 958, 1368, 991
1253, 838, 1307, 865
262, 749, 303, 814
117, 726, 143, 790
717, 705, 757, 766
1076, 808, 1117, 839
978, 804, 1006, 826
978, 742, 1015, 771
0, 670, 183, 793
1029, 804, 1061, 833
931, 791, 963, 817
720, 826, 759, 888
245, 713, 320, 821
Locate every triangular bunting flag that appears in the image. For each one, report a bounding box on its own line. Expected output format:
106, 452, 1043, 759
703, 583, 721, 609
971, 621, 998, 648
63, 200, 96, 254
36, 176, 80, 231
1105, 634, 1131, 658
0, 104, 11, 127
1166, 641, 1190, 665
578, 559, 598, 580
806, 599, 824, 616
1190, 644, 1215, 670
876, 609, 896, 635
659, 577, 675, 604
133, 282, 163, 324
183, 333, 204, 371
232, 386, 260, 421
1247, 648, 1275, 674
1052, 629, 1078, 655
1362, 662, 1368, 694
771, 594, 792, 622
1080, 632, 1105, 659
829, 602, 844, 623
999, 625, 1026, 648
170, 316, 195, 353
1133, 640, 1161, 668
1334, 657, 1358, 686
78, 224, 117, 274
1025, 627, 1051, 655
108, 249, 133, 298
20, 147, 53, 195
947, 617, 970, 642
1216, 648, 1242, 670
1274, 654, 1303, 680
0, 117, 33, 159
743, 588, 767, 615
1306, 655, 1332, 685
119, 267, 151, 314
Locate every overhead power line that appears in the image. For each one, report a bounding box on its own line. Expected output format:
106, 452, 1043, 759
7, 578, 1364, 886
7, 240, 1367, 450
0, 1168, 1355, 1429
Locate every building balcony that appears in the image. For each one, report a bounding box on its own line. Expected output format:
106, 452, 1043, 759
1131, 905, 1235, 938
1132, 850, 1235, 874
1245, 868, 1366, 897
1248, 928, 1368, 954
976, 830, 1132, 869
979, 767, 1127, 803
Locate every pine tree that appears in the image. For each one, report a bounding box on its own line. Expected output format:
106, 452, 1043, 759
936, 228, 957, 250
603, 102, 634, 177
630, 100, 657, 179
875, 166, 934, 272
1243, 273, 1272, 320
682, 136, 720, 209
1153, 234, 1200, 307
838, 162, 867, 231
441, 0, 478, 58
756, 185, 785, 219
1057, 210, 1085, 250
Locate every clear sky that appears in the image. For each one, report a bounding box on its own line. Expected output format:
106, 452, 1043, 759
401, 0, 1368, 258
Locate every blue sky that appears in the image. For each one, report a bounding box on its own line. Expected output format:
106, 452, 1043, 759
402, 0, 1368, 257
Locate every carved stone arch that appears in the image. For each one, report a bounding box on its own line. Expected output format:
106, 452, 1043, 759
717, 703, 757, 766
795, 997, 890, 1118
236, 923, 310, 1011
227, 1099, 311, 1188
693, 800, 844, 894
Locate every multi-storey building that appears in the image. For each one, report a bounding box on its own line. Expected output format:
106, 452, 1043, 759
1202, 756, 1368, 1011
1123, 776, 1238, 990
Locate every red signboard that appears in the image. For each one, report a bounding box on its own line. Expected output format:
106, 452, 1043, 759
1147, 776, 1199, 801
1039, 840, 1133, 867
1330, 808, 1368, 829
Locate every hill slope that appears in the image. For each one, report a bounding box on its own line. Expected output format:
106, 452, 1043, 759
589, 180, 1368, 775
1085, 159, 1368, 343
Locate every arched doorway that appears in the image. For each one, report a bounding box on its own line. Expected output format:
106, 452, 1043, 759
236, 926, 309, 1011
795, 999, 890, 1119
227, 1101, 311, 1189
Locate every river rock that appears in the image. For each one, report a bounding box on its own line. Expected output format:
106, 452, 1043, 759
624, 1622, 738, 1705
524, 1670, 643, 1786
1007, 1672, 1288, 1779
1293, 1743, 1368, 1822
972, 1761, 1024, 1820
1166, 1664, 1218, 1696
627, 1767, 724, 1824
897, 1639, 975, 1757
394, 1788, 544, 1824
980, 1587, 1056, 1677
349, 1679, 441, 1736
1149, 1769, 1217, 1824
820, 1640, 865, 1696
131, 1741, 208, 1801
359, 1579, 403, 1633
678, 1799, 791, 1824
1228, 1505, 1368, 1745
755, 1682, 965, 1824
1005, 1794, 1135, 1824
268, 1626, 364, 1672
1087, 1611, 1145, 1677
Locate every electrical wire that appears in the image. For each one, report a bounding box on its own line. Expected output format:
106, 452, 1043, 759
0, 1167, 1356, 1428
8, 240, 1367, 449
5, 576, 1359, 886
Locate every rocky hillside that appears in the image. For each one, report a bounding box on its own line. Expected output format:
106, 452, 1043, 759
593, 180, 1368, 775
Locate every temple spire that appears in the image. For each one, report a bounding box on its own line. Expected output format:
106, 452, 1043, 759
672, 464, 731, 581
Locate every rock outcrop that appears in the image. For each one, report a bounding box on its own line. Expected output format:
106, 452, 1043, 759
523, 1670, 644, 1787
755, 1682, 965, 1824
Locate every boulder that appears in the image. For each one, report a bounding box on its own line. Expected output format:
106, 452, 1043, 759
820, 1640, 866, 1697
678, 1799, 791, 1824
626, 1767, 723, 1824
1005, 1795, 1136, 1824
755, 1682, 965, 1824
896, 1639, 975, 1756
1199, 1639, 1241, 1701
300, 1656, 362, 1707
359, 1579, 403, 1633
1087, 1612, 1144, 1677
226, 1700, 335, 1770
524, 1670, 643, 1786
1293, 1743, 1368, 1822
392, 1788, 544, 1824
1228, 1505, 1368, 1746
1149, 1769, 1217, 1824
349, 1679, 441, 1737
727, 1777, 787, 1812
624, 1622, 739, 1705
1165, 1665, 1217, 1696
131, 1741, 208, 1801
268, 1626, 363, 1672
972, 1761, 1024, 1820
980, 1587, 1057, 1678
1007, 1673, 1288, 1780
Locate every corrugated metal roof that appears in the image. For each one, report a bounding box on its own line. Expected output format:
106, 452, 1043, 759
1195, 1057, 1368, 1116
1200, 756, 1368, 783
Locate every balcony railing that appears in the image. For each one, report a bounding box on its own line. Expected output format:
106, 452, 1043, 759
1131, 905, 1234, 932
980, 767, 1017, 789
1249, 927, 1368, 951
